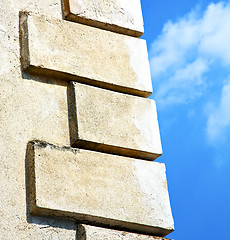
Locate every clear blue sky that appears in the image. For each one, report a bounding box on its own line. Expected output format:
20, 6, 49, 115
141, 1, 230, 239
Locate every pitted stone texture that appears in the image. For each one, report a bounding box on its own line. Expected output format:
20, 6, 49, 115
28, 141, 174, 237
68, 82, 162, 161
62, 0, 144, 37
20, 13, 152, 97
0, 0, 78, 238
78, 224, 173, 240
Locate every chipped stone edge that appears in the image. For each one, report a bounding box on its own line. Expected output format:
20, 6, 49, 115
27, 140, 80, 214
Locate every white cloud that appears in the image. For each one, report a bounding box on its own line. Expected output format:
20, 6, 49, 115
198, 3, 230, 65
150, 1, 230, 106
155, 58, 208, 106
206, 80, 230, 143
150, 10, 202, 77
150, 1, 230, 143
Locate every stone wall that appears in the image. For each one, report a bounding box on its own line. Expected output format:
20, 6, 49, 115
0, 0, 174, 239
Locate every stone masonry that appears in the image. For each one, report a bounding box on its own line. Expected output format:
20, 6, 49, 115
27, 141, 173, 236
20, 13, 152, 97
68, 82, 162, 160
0, 0, 174, 239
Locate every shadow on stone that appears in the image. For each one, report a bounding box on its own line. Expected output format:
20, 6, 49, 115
22, 71, 69, 87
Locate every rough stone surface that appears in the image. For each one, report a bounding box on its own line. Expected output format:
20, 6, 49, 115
62, 0, 144, 37
77, 224, 173, 240
28, 141, 174, 237
20, 12, 152, 97
1, 0, 174, 239
68, 82, 162, 161
0, 0, 79, 238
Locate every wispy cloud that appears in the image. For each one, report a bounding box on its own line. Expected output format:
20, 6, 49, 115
155, 57, 208, 106
206, 80, 230, 143
150, 1, 230, 144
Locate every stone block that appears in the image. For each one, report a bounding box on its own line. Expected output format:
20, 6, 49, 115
62, 0, 144, 37
77, 224, 173, 240
27, 141, 174, 237
68, 82, 162, 161
19, 12, 152, 97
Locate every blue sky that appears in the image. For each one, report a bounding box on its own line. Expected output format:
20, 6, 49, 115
141, 1, 230, 239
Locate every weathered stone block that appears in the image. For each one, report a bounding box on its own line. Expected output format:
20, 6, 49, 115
27, 141, 174, 237
20, 12, 152, 97
62, 0, 144, 37
77, 224, 173, 240
68, 82, 162, 161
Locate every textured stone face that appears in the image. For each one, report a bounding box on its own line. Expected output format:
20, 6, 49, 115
1, 0, 174, 238
62, 0, 144, 37
68, 82, 162, 160
20, 13, 152, 97
28, 141, 174, 237
77, 224, 173, 240
0, 1, 79, 238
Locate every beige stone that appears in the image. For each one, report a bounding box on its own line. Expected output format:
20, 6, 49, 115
78, 224, 173, 240
0, 0, 174, 239
20, 12, 152, 97
0, 0, 80, 238
62, 0, 144, 37
28, 141, 174, 237
68, 82, 162, 161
